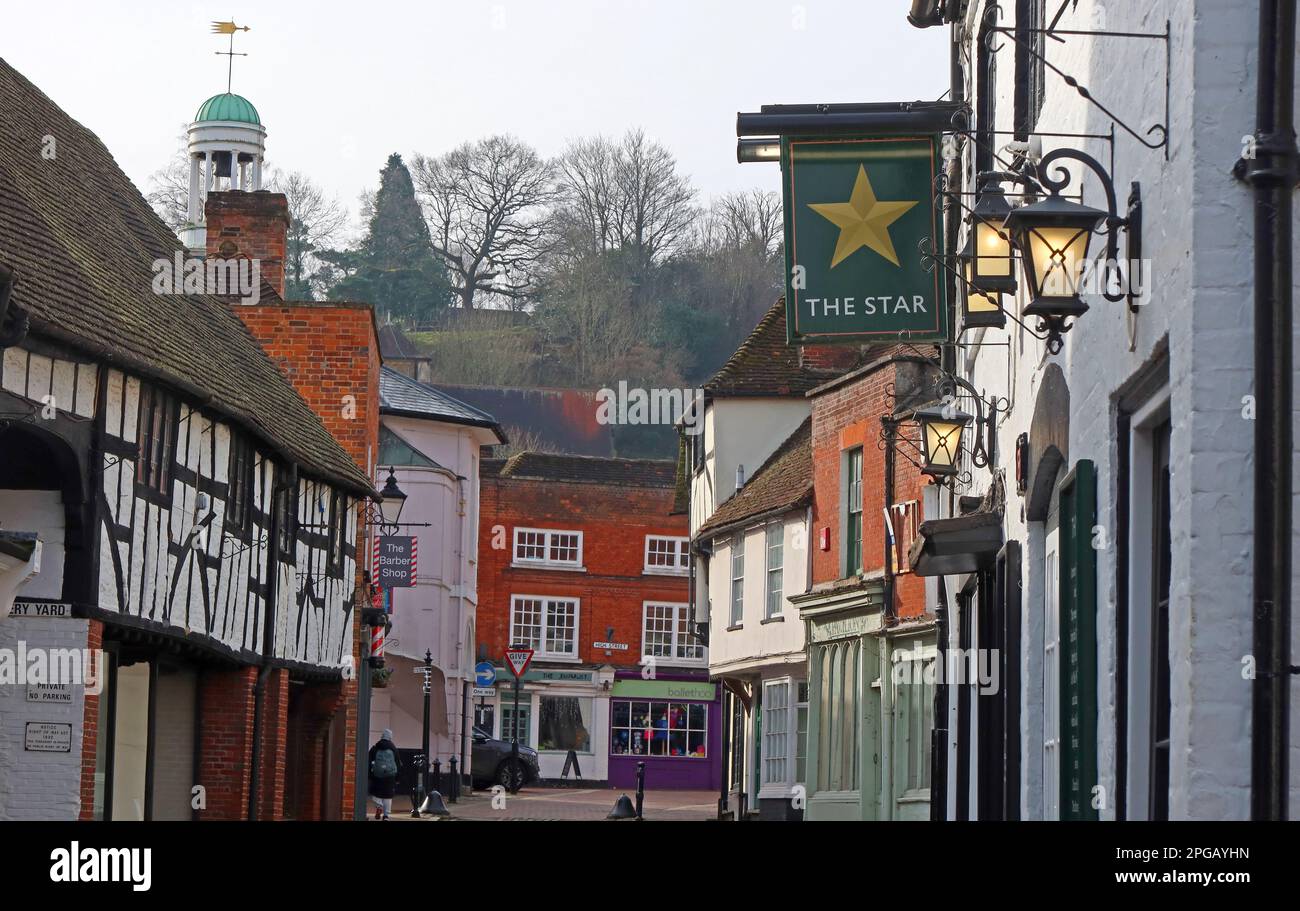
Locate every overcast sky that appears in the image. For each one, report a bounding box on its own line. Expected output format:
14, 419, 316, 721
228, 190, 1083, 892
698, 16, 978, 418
5, 1, 949, 227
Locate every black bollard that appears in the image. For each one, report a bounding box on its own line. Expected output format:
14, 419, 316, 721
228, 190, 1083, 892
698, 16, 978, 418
448, 756, 459, 802
635, 761, 645, 820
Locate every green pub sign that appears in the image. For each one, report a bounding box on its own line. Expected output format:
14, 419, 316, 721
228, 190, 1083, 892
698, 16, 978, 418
781, 135, 947, 345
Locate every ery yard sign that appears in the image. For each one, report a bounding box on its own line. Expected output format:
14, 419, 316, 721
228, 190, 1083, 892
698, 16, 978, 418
782, 135, 947, 345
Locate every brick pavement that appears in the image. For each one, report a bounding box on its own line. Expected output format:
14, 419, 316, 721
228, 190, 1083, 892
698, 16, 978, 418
381, 786, 718, 821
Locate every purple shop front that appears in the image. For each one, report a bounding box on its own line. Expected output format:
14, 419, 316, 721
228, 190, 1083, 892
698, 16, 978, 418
607, 672, 721, 790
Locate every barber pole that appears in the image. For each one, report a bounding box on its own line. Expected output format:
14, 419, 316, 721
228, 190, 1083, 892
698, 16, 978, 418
370, 620, 386, 662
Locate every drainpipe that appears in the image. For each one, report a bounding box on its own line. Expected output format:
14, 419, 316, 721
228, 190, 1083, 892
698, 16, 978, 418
456, 472, 470, 782
931, 576, 950, 821
249, 463, 295, 820
1241, 0, 1297, 822
879, 633, 894, 821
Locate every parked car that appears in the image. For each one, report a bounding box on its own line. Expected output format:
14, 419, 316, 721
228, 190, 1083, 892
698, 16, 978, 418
471, 726, 540, 790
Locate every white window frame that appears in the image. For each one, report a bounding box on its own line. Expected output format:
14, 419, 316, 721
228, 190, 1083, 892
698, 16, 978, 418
761, 678, 792, 790
729, 534, 745, 628
509, 595, 581, 660
512, 527, 584, 571
764, 522, 784, 619
641, 601, 705, 665
644, 535, 689, 575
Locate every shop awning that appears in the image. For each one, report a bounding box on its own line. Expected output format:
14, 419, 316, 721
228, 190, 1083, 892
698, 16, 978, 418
908, 511, 1004, 577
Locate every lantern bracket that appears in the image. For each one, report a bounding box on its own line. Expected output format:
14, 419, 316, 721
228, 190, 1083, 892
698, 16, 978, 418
1032, 148, 1144, 311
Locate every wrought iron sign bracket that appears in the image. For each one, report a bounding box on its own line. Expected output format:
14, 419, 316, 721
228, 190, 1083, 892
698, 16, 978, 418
986, 8, 1171, 159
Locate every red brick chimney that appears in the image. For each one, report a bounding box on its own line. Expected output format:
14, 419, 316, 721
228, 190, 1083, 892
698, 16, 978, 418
204, 190, 289, 299
799, 343, 862, 372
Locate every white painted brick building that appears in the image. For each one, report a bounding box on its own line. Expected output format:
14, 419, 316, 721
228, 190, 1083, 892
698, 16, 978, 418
926, 0, 1298, 820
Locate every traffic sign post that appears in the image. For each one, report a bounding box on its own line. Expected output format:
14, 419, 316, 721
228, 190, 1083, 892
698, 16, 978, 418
504, 648, 533, 793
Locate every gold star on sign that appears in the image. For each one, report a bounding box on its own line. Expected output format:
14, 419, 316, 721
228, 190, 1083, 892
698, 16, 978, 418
809, 164, 920, 268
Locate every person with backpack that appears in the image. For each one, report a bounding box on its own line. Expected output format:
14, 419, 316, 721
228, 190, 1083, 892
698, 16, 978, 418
368, 729, 402, 820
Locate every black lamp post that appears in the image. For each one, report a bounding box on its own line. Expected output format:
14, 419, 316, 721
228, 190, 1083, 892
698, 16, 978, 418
378, 468, 407, 531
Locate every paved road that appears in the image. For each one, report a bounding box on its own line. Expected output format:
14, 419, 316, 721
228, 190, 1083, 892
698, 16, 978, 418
384, 787, 718, 821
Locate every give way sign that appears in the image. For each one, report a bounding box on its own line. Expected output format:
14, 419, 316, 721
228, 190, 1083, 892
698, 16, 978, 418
504, 648, 534, 678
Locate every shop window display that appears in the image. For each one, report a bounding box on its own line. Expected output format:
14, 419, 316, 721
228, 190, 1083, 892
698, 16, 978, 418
610, 700, 707, 758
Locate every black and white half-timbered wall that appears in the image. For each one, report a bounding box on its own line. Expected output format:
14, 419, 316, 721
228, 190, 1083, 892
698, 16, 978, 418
0, 58, 376, 821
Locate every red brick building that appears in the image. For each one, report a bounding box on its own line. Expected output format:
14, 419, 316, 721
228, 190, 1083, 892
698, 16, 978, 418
203, 189, 383, 820
791, 347, 943, 820
477, 453, 719, 789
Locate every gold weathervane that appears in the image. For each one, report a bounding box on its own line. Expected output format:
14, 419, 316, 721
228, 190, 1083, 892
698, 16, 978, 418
210, 20, 251, 94
809, 165, 919, 268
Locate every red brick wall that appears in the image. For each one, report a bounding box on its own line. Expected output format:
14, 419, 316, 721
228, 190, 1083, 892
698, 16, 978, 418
809, 355, 931, 620
257, 668, 290, 820
230, 303, 380, 478
205, 191, 289, 297
197, 666, 258, 820
478, 476, 689, 665
78, 619, 102, 820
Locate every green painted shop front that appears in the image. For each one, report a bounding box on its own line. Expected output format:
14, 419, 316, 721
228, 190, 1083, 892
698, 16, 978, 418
798, 580, 936, 821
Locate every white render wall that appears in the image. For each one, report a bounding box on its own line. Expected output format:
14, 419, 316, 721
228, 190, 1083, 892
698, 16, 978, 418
371, 415, 495, 766
955, 0, 1297, 819
689, 398, 809, 537
706, 509, 809, 674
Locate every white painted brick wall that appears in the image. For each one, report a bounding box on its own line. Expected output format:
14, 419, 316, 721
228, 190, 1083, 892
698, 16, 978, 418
0, 618, 90, 820
958, 0, 1296, 819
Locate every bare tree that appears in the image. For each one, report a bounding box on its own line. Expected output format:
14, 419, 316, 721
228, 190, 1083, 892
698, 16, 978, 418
554, 129, 698, 265
145, 129, 190, 233
267, 169, 348, 298
699, 189, 783, 257
411, 136, 556, 311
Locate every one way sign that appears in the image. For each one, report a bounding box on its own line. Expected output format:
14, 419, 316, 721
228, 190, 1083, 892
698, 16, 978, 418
504, 648, 534, 678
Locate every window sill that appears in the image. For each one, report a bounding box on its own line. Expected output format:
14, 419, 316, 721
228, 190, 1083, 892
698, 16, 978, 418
531, 654, 583, 663
643, 567, 689, 577
760, 615, 785, 624
897, 789, 931, 804
725, 624, 743, 632
510, 562, 586, 573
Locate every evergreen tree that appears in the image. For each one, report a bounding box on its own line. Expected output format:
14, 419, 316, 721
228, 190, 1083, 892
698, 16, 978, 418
318, 153, 452, 323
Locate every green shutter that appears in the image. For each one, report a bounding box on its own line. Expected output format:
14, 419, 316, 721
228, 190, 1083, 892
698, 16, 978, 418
1058, 460, 1098, 820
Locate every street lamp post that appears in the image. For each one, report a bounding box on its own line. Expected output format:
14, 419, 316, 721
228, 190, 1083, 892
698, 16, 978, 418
421, 649, 433, 802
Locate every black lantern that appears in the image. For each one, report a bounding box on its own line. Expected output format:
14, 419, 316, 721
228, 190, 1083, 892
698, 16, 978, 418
1002, 194, 1107, 322
968, 179, 1017, 294
378, 468, 407, 528
914, 403, 972, 478
960, 236, 1006, 330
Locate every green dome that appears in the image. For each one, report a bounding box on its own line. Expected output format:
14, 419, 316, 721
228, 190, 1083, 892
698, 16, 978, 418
194, 93, 261, 125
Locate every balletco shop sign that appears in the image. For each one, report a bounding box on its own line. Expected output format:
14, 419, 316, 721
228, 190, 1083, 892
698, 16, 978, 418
782, 135, 947, 344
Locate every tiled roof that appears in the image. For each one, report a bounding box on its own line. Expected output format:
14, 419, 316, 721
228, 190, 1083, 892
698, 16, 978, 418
0, 59, 372, 495
487, 452, 677, 487
379, 367, 504, 439
697, 418, 812, 538
377, 323, 425, 360
704, 299, 856, 397
437, 384, 614, 457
